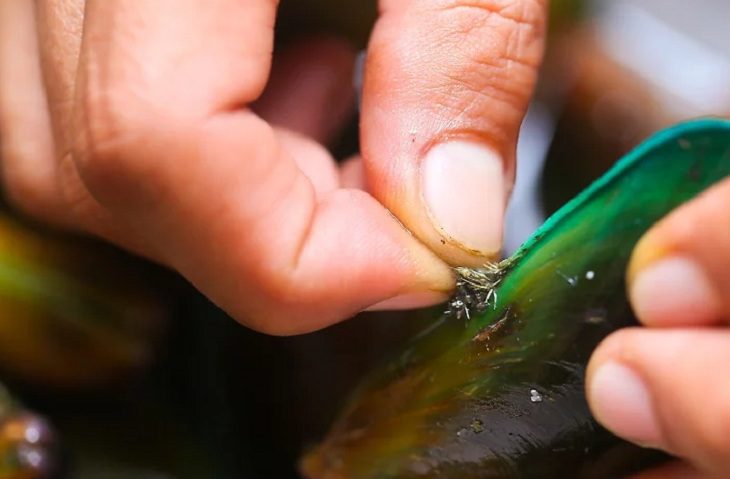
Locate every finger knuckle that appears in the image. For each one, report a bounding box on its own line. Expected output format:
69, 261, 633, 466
0, 147, 59, 222
449, 1, 544, 102
440, 0, 546, 31
72, 57, 192, 205
440, 0, 546, 69
3, 178, 53, 222
74, 86, 151, 187
384, 0, 546, 137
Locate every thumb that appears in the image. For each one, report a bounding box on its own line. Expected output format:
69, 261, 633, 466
361, 0, 547, 266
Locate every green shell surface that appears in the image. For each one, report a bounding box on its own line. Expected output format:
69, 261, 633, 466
302, 119, 730, 478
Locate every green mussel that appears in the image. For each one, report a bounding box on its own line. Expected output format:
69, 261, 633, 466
0, 212, 169, 389
0, 384, 57, 479
302, 118, 730, 478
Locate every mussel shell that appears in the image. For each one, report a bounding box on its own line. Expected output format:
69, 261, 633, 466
302, 119, 730, 478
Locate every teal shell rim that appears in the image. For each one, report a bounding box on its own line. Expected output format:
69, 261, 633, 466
512, 117, 730, 260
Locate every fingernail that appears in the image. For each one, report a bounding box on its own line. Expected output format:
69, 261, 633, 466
589, 362, 662, 447
630, 256, 721, 325
422, 141, 505, 254
367, 291, 448, 311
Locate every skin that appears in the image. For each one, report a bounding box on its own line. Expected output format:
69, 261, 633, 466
0, 0, 727, 476
0, 0, 546, 333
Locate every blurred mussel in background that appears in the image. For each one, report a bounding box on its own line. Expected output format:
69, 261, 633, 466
0, 212, 168, 389
0, 384, 57, 479
0, 204, 182, 478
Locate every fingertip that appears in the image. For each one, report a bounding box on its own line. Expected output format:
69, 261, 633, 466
627, 232, 670, 286
262, 188, 455, 333
587, 330, 664, 448
587, 359, 663, 448
588, 329, 730, 475
587, 328, 632, 377
628, 244, 722, 327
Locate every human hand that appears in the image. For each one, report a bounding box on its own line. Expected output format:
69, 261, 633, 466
0, 0, 546, 334
587, 179, 730, 477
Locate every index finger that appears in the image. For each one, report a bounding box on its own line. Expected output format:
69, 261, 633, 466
70, 0, 453, 334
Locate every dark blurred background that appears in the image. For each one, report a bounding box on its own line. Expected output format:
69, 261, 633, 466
1, 1, 729, 478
